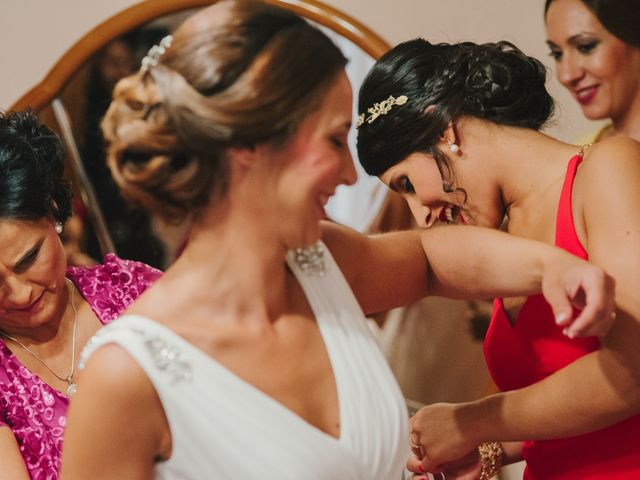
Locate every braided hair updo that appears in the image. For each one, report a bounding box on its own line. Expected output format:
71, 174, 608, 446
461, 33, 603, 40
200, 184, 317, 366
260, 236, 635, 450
102, 0, 347, 223
356, 39, 554, 188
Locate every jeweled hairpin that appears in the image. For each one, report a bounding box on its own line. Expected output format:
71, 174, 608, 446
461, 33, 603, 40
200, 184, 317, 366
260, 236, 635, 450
356, 94, 408, 128
140, 35, 173, 73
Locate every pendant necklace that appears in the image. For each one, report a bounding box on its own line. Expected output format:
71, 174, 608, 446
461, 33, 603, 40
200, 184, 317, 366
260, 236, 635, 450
0, 278, 78, 397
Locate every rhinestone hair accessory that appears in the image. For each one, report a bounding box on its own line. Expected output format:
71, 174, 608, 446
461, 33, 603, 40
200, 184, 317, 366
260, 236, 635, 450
356, 95, 408, 128
140, 35, 173, 73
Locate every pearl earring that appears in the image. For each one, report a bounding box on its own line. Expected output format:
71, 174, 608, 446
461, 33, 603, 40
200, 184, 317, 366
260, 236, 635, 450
449, 142, 459, 154
55, 222, 63, 234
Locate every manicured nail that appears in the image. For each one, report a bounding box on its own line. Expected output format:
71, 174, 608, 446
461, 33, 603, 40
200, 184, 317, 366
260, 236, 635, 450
555, 312, 568, 325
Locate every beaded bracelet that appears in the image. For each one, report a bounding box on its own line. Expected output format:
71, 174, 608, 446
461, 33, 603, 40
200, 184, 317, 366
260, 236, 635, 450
478, 441, 504, 480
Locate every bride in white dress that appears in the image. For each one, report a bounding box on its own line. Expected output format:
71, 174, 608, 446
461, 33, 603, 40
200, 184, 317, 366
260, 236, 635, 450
60, 2, 614, 479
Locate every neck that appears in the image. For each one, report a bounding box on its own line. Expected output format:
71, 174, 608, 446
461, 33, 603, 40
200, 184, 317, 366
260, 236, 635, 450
610, 97, 640, 141
164, 199, 293, 325
460, 119, 577, 230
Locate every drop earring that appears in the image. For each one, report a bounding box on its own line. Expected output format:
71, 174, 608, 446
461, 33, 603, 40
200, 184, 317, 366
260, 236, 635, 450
55, 222, 63, 234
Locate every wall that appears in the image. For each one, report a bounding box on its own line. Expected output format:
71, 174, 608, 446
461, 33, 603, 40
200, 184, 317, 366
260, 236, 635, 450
0, 0, 605, 141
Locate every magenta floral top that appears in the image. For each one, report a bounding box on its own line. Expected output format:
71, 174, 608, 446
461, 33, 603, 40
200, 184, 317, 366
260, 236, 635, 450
0, 254, 161, 480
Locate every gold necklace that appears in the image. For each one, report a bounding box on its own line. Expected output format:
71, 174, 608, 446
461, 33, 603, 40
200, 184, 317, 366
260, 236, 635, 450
0, 278, 78, 397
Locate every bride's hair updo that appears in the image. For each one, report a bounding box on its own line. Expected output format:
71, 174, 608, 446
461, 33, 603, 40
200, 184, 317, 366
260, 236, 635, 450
356, 39, 554, 187
102, 0, 346, 222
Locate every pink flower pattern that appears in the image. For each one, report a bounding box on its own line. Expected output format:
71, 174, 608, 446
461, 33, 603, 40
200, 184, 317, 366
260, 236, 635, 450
0, 254, 161, 479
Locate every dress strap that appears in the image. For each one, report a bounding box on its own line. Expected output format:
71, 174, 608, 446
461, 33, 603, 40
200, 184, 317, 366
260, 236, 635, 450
554, 152, 588, 259
578, 143, 593, 158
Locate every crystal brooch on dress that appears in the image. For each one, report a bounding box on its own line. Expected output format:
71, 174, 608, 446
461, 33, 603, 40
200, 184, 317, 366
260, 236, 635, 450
145, 337, 193, 384
293, 243, 327, 277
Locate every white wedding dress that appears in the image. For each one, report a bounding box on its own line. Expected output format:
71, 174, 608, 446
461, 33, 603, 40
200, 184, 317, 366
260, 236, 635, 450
80, 243, 409, 479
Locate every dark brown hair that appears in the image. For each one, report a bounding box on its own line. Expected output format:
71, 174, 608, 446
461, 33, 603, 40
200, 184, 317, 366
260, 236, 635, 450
102, 0, 346, 222
545, 0, 640, 47
0, 110, 72, 223
357, 39, 553, 184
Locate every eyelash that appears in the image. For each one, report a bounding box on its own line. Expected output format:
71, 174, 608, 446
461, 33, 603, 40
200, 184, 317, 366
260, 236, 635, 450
548, 49, 562, 61
399, 176, 415, 194
578, 41, 598, 54
15, 249, 39, 272
548, 41, 599, 61
330, 136, 346, 150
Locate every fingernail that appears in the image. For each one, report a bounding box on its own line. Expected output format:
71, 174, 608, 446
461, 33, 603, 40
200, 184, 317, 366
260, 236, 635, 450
418, 464, 425, 473
563, 328, 575, 338
556, 313, 568, 325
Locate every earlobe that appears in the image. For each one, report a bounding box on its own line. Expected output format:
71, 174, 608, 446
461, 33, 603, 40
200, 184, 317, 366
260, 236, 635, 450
439, 122, 460, 155
228, 146, 257, 169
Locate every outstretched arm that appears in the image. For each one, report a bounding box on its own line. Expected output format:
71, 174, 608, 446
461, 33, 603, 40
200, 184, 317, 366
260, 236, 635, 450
409, 138, 640, 473
323, 221, 614, 337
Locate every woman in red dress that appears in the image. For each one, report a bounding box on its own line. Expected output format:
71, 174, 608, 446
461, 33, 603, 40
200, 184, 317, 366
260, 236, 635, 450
357, 39, 640, 479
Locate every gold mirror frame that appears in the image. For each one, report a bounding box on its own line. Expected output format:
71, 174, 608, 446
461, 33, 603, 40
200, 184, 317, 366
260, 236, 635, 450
12, 0, 390, 112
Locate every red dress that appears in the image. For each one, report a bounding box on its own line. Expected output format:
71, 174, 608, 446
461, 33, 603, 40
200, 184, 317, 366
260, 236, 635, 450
485, 153, 640, 479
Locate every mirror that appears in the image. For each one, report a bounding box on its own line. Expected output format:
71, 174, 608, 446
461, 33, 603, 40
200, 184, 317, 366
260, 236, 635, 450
11, 0, 391, 270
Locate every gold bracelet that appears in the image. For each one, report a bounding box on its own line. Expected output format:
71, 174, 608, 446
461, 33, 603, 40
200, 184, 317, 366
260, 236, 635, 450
478, 441, 504, 480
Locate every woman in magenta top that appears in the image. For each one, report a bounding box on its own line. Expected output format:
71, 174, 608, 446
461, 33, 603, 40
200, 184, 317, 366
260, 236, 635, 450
0, 110, 161, 479
356, 39, 640, 478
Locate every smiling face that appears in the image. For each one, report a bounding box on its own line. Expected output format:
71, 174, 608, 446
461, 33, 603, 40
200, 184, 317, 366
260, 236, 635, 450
380, 146, 505, 230
0, 218, 68, 334
267, 71, 357, 247
545, 0, 640, 123
380, 152, 468, 229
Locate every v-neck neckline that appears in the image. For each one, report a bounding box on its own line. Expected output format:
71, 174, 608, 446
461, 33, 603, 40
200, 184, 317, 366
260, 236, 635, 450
121, 284, 347, 445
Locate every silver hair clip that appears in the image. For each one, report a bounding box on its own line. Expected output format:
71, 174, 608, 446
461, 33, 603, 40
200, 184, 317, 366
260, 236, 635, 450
356, 95, 408, 128
140, 35, 173, 73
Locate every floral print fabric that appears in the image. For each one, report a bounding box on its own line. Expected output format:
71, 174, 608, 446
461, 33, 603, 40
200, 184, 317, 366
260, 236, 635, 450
0, 254, 160, 479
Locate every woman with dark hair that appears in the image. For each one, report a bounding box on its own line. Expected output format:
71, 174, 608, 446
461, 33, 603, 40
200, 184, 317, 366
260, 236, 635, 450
357, 38, 640, 479
0, 110, 161, 480
545, 0, 640, 142
60, 2, 614, 479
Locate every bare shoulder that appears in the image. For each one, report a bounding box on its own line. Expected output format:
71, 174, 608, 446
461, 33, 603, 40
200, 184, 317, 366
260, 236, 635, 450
573, 136, 640, 239
70, 343, 170, 455
76, 343, 163, 417
63, 344, 171, 476
580, 136, 640, 180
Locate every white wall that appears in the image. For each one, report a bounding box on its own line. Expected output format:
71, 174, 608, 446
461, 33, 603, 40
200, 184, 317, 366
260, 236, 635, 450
0, 0, 603, 141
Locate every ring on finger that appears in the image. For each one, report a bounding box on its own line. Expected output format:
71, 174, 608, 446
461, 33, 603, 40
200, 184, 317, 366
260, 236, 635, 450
409, 434, 424, 456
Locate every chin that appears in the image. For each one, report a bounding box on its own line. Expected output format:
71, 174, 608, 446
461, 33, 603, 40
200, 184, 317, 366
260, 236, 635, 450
581, 104, 611, 121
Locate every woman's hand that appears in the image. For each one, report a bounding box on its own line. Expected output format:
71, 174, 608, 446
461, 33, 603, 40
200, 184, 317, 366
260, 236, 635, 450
408, 403, 482, 475
408, 446, 482, 480
540, 252, 616, 338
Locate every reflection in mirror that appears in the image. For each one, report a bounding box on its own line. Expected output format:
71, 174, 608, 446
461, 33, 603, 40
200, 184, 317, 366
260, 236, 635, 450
51, 10, 200, 269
